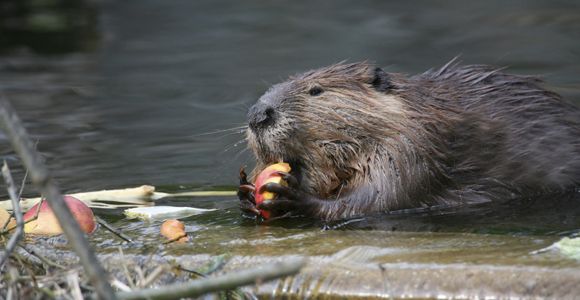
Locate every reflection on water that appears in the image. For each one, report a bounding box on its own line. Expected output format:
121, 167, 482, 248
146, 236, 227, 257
1, 0, 579, 192
85, 195, 580, 270
0, 0, 98, 53
1, 0, 580, 268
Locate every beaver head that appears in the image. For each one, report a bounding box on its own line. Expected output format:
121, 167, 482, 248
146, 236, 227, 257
246, 63, 421, 200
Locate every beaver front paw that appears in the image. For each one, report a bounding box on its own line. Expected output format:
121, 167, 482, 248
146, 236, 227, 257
238, 167, 260, 218
256, 171, 318, 218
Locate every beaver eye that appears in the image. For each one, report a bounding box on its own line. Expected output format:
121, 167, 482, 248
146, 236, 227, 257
308, 87, 324, 96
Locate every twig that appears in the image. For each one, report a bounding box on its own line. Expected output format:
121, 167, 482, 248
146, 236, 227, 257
173, 264, 205, 279
16, 139, 36, 199
33, 287, 56, 299
0, 185, 236, 211
7, 261, 20, 297
140, 265, 166, 287
0, 162, 25, 270
52, 281, 67, 299
96, 217, 133, 243
0, 138, 34, 232
1, 208, 14, 231
18, 244, 66, 270
67, 271, 84, 300
134, 265, 146, 287
116, 258, 306, 300
111, 278, 132, 292
2, 203, 44, 233
6, 275, 14, 300
12, 252, 39, 288
0, 97, 116, 299
118, 247, 135, 289
17, 157, 29, 198
152, 190, 237, 199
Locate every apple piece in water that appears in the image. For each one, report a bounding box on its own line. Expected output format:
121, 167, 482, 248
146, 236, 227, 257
160, 219, 188, 243
254, 162, 291, 219
23, 196, 96, 236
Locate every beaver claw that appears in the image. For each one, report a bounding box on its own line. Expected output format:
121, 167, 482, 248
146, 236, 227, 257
238, 167, 260, 218
257, 182, 300, 199
239, 167, 317, 219
239, 198, 260, 216
256, 180, 318, 217
272, 171, 299, 189
239, 167, 251, 186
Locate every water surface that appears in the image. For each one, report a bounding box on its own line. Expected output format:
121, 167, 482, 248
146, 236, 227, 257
1, 1, 580, 296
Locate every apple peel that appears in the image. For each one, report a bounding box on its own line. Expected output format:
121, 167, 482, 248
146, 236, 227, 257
254, 162, 291, 219
23, 196, 96, 236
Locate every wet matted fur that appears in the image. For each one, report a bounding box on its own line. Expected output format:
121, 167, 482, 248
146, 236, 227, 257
245, 60, 580, 221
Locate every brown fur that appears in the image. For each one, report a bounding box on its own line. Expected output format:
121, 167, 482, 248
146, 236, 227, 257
246, 61, 580, 220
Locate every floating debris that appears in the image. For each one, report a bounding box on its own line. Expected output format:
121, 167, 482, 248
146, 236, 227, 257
124, 206, 216, 220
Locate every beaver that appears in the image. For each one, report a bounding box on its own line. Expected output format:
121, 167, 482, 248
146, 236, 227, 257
238, 60, 580, 221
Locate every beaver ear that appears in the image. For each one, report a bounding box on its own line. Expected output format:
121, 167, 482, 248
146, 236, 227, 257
371, 67, 392, 92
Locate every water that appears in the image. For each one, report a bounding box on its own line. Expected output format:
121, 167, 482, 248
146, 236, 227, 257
2, 0, 580, 191
1, 1, 580, 297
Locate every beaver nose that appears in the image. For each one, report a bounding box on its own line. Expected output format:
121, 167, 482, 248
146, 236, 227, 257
248, 103, 277, 131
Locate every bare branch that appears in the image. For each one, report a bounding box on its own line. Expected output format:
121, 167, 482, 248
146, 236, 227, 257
96, 217, 134, 244
18, 244, 66, 270
0, 161, 25, 269
117, 258, 306, 300
0, 97, 117, 300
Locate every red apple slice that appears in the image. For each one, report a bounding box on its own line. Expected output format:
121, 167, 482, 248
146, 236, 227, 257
23, 196, 96, 236
254, 162, 291, 219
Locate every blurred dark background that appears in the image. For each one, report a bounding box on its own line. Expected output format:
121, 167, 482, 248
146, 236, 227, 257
0, 0, 579, 195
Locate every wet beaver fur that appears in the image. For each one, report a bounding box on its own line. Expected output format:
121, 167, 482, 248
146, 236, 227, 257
238, 60, 580, 221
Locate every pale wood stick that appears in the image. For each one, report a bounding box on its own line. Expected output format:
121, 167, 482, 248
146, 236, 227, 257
0, 185, 237, 211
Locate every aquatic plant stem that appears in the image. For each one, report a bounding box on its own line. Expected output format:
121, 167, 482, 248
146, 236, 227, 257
117, 258, 306, 300
0, 98, 117, 300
